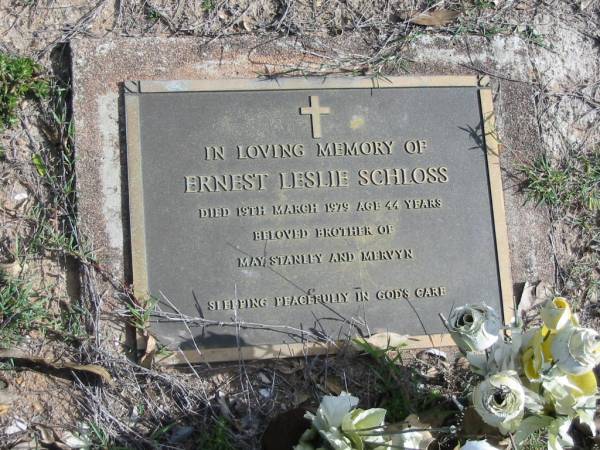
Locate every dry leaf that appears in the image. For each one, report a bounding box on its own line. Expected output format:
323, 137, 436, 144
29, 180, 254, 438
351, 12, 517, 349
517, 281, 537, 313
0, 404, 10, 415
278, 360, 304, 375
62, 363, 113, 384
35, 425, 57, 445
0, 350, 113, 385
293, 391, 310, 407
241, 15, 256, 31
324, 376, 343, 395
409, 10, 459, 27
139, 333, 157, 368
535, 280, 552, 301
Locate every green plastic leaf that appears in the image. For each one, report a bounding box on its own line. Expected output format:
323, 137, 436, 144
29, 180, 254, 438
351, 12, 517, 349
548, 417, 574, 450
513, 415, 553, 447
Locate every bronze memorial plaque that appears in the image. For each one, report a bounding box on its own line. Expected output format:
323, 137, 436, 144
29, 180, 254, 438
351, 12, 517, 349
124, 77, 513, 363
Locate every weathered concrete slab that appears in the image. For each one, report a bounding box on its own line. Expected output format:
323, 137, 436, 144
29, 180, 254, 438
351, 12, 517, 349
71, 36, 554, 357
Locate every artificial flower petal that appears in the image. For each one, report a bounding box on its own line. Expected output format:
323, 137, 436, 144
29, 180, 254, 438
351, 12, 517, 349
461, 440, 500, 450
448, 304, 501, 352
552, 326, 600, 375
341, 408, 387, 447
316, 392, 359, 429
567, 371, 598, 397
472, 371, 525, 434
388, 415, 434, 450
540, 297, 573, 331
548, 417, 574, 450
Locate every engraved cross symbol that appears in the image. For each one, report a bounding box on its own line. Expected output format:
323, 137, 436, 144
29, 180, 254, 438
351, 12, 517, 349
300, 95, 330, 139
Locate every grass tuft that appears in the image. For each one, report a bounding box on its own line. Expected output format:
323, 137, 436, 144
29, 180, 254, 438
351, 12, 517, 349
0, 52, 49, 130
197, 417, 236, 450
520, 151, 599, 212
0, 272, 50, 347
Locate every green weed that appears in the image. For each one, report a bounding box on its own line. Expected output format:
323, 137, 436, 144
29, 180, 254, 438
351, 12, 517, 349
521, 149, 599, 302
354, 340, 448, 422
21, 82, 95, 265
201, 0, 216, 12
58, 302, 88, 342
26, 203, 94, 262
520, 155, 570, 207
520, 429, 547, 450
146, 7, 160, 21
521, 151, 599, 212
0, 272, 51, 347
520, 26, 547, 48
0, 52, 49, 130
126, 296, 158, 331
354, 340, 411, 421
472, 0, 497, 9
197, 417, 236, 450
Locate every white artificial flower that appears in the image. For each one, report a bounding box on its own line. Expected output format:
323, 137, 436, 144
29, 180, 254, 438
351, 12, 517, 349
304, 392, 359, 450
341, 408, 388, 448
388, 414, 434, 450
541, 367, 598, 415
305, 392, 359, 430
461, 440, 500, 450
540, 297, 576, 331
318, 428, 353, 450
448, 304, 501, 352
551, 326, 600, 375
294, 428, 317, 450
472, 371, 525, 434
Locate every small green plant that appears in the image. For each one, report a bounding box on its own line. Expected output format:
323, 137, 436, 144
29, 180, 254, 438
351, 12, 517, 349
353, 340, 411, 421
521, 151, 599, 211
146, 7, 160, 21
26, 203, 94, 262
197, 417, 236, 450
126, 295, 158, 331
473, 0, 496, 9
0, 272, 50, 347
520, 155, 570, 207
58, 302, 88, 342
201, 0, 216, 12
0, 52, 49, 130
520, 25, 547, 48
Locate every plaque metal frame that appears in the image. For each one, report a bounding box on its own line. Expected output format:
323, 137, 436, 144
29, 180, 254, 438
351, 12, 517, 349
124, 76, 514, 364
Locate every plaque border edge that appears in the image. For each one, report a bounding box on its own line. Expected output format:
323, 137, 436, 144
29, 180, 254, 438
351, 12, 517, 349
479, 87, 515, 328
125, 93, 150, 303
124, 76, 515, 364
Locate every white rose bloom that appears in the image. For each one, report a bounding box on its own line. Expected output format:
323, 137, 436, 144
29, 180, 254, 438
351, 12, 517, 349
472, 371, 525, 434
461, 440, 500, 450
551, 326, 600, 375
304, 392, 359, 450
305, 392, 359, 430
448, 304, 501, 352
